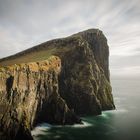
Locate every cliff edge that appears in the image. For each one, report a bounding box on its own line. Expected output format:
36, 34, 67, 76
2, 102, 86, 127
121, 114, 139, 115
0, 29, 115, 140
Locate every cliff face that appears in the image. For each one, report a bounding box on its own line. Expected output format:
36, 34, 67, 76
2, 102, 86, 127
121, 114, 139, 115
0, 29, 115, 140
0, 56, 80, 140
58, 30, 114, 115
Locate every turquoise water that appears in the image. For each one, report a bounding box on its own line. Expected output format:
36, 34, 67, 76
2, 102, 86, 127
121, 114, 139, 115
32, 77, 140, 140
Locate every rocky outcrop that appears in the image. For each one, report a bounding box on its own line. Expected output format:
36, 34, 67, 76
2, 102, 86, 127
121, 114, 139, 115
0, 29, 115, 140
58, 39, 113, 115
0, 56, 81, 140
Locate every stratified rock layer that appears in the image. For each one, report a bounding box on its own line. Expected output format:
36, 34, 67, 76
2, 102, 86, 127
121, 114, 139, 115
0, 29, 115, 140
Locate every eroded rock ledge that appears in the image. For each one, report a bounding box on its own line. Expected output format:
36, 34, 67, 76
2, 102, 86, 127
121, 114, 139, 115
0, 29, 115, 140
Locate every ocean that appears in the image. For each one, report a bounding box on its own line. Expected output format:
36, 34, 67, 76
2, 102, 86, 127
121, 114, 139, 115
32, 77, 140, 140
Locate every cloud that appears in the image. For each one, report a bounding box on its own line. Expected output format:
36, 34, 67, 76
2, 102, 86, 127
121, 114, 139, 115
0, 0, 140, 76
111, 66, 140, 77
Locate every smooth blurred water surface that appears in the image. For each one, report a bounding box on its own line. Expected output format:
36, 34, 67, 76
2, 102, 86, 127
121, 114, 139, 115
32, 77, 140, 140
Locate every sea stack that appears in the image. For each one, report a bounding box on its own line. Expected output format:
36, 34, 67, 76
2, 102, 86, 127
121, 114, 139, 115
0, 29, 115, 140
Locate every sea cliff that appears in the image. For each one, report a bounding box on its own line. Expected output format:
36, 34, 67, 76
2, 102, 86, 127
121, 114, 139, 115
0, 29, 115, 140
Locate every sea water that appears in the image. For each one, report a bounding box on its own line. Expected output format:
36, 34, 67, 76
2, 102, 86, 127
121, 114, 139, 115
32, 77, 140, 140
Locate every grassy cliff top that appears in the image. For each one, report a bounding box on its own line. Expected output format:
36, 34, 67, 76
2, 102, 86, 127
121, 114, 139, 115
0, 28, 103, 66
0, 55, 61, 74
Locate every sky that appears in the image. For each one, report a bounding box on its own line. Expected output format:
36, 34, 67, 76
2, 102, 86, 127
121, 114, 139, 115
0, 0, 140, 77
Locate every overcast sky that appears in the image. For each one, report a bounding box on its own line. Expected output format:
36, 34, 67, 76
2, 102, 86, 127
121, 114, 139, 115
0, 0, 140, 77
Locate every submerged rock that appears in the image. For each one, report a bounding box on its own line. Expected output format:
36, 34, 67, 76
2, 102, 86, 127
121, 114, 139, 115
0, 29, 115, 140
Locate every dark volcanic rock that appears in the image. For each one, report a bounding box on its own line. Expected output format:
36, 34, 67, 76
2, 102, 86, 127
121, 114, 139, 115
0, 29, 115, 140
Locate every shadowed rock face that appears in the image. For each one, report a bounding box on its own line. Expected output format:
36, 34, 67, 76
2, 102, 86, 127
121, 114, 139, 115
0, 29, 115, 140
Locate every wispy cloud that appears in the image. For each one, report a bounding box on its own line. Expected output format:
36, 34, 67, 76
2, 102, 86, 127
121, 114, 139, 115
111, 66, 140, 77
0, 0, 140, 76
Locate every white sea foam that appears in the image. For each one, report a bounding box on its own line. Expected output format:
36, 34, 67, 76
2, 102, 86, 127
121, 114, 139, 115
102, 108, 128, 115
68, 121, 92, 128
31, 123, 51, 137
52, 121, 92, 128
101, 113, 109, 118
31, 120, 92, 138
32, 120, 92, 137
